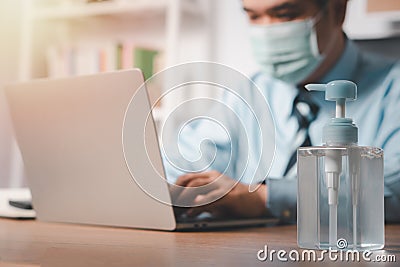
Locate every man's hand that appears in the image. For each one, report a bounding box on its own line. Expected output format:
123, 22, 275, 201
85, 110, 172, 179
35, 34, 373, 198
171, 170, 268, 218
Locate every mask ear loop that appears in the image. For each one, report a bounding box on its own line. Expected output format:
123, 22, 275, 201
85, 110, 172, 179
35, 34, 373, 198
309, 4, 342, 60
307, 2, 330, 57
311, 0, 330, 26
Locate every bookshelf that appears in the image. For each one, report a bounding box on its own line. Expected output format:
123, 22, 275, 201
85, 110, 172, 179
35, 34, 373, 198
19, 0, 208, 80
33, 0, 199, 20
18, 0, 211, 117
12, 0, 211, 187
344, 0, 400, 40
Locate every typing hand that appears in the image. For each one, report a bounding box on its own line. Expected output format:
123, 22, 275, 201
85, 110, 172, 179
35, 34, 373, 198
172, 170, 268, 218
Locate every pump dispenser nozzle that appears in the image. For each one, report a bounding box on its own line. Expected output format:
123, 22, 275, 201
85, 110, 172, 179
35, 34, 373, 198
305, 80, 358, 248
305, 80, 358, 146
305, 82, 355, 117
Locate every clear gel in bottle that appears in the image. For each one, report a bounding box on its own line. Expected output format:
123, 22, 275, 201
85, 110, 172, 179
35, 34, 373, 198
297, 80, 384, 250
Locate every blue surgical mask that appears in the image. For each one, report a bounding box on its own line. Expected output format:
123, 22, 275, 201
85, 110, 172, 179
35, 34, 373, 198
249, 18, 324, 85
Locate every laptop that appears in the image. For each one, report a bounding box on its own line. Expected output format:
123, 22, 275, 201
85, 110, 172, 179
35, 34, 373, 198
4, 69, 277, 230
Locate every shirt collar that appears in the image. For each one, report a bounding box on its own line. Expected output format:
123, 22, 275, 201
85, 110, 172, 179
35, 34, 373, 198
319, 38, 360, 84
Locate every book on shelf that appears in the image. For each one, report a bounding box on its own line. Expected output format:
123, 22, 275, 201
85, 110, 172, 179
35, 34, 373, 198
46, 41, 163, 106
46, 42, 161, 80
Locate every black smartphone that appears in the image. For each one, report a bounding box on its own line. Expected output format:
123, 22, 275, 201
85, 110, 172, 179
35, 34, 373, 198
8, 200, 33, 210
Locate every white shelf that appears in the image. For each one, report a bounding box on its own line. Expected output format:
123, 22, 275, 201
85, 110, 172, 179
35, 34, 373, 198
34, 1, 166, 20
34, 0, 199, 20
366, 10, 400, 21
344, 0, 400, 40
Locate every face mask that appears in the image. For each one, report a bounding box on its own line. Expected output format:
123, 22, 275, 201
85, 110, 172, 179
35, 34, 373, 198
249, 17, 324, 85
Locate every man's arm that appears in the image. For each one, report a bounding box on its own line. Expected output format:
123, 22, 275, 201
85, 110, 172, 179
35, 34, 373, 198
266, 177, 297, 223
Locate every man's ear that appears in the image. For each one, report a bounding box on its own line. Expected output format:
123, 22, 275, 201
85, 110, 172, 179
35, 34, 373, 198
333, 0, 348, 26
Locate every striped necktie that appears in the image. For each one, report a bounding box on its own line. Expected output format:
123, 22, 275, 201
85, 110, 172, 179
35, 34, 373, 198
283, 88, 320, 176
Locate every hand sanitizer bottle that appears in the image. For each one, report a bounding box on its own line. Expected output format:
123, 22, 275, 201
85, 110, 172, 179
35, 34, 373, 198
297, 80, 384, 250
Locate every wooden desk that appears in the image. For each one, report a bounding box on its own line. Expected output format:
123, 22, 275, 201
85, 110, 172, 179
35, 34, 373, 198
0, 218, 399, 266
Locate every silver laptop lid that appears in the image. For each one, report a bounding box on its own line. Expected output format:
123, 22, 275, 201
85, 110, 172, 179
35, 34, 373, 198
4, 70, 176, 230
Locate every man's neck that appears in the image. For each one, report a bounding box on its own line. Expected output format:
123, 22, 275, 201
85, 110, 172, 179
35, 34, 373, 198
299, 31, 346, 86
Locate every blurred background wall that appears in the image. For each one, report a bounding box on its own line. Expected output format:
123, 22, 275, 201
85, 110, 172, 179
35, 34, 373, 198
0, 0, 25, 187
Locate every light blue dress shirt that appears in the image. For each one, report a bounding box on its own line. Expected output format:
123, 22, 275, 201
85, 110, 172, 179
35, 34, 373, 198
163, 39, 400, 223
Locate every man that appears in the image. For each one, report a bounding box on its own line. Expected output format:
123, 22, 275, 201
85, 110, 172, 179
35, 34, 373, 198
164, 0, 400, 223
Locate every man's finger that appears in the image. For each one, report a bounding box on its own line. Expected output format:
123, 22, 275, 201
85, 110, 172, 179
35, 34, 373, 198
194, 189, 227, 207
186, 177, 216, 189
174, 182, 215, 206
187, 191, 227, 217
171, 173, 211, 202
175, 172, 211, 186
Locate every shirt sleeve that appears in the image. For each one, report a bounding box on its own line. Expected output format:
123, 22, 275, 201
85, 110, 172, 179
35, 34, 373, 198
161, 90, 241, 184
377, 64, 400, 223
161, 115, 236, 184
162, 78, 275, 186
